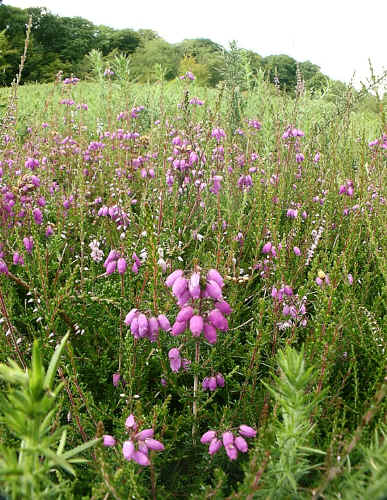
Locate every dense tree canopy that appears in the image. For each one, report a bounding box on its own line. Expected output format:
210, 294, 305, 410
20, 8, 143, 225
0, 3, 333, 91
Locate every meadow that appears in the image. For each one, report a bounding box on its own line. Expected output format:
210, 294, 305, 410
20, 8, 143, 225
0, 61, 386, 499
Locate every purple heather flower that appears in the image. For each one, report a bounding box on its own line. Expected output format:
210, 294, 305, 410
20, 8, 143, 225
13, 252, 24, 266
113, 373, 121, 387
211, 128, 226, 142
216, 373, 225, 387
207, 269, 224, 288
284, 286, 293, 296
0, 259, 8, 275
234, 436, 248, 452
33, 208, 43, 225
347, 273, 353, 285
293, 246, 301, 256
125, 414, 137, 431
176, 290, 191, 306
208, 376, 217, 391
124, 309, 138, 326
103, 435, 116, 447
122, 440, 135, 461
132, 451, 150, 466
205, 280, 223, 300
23, 236, 34, 253
190, 315, 204, 336
239, 425, 256, 438
208, 309, 228, 331
176, 306, 194, 322
189, 272, 201, 299
158, 314, 171, 331
172, 276, 188, 297
117, 257, 127, 275
106, 260, 117, 275
215, 301, 232, 315
225, 444, 238, 460
168, 348, 181, 372
203, 322, 217, 344
165, 269, 183, 287
148, 317, 159, 342
201, 430, 217, 444
136, 428, 154, 440
171, 320, 187, 336
137, 313, 149, 338
144, 438, 164, 451
131, 317, 139, 337
262, 242, 272, 254
208, 438, 222, 455
222, 432, 234, 447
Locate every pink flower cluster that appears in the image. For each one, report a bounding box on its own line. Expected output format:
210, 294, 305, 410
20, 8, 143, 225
166, 269, 231, 344
103, 250, 127, 275
202, 373, 224, 391
200, 425, 256, 460
272, 285, 307, 327
124, 309, 171, 342
339, 180, 354, 197
103, 414, 164, 467
167, 348, 190, 372
282, 127, 304, 139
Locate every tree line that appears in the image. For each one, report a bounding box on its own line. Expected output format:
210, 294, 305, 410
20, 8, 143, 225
0, 4, 345, 92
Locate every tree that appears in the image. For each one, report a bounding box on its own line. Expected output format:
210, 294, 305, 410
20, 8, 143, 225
130, 38, 180, 82
263, 54, 298, 91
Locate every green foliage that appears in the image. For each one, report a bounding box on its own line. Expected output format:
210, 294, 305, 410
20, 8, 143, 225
261, 347, 325, 497
0, 334, 100, 499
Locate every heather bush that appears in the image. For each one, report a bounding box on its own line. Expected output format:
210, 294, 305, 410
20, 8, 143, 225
0, 44, 386, 499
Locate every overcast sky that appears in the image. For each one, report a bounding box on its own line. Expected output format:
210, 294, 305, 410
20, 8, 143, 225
5, 0, 386, 87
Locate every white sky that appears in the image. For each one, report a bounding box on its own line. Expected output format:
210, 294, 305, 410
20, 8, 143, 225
5, 0, 387, 88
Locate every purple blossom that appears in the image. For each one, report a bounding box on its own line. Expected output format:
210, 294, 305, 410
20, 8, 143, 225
103, 435, 116, 447
168, 348, 182, 372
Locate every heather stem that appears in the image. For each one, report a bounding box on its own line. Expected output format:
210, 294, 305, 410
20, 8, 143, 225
119, 274, 124, 372
192, 340, 200, 440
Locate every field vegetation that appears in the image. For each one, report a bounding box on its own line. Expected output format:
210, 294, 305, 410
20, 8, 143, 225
0, 18, 386, 499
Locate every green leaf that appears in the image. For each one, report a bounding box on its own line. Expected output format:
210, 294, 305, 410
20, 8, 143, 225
57, 429, 67, 455
43, 332, 69, 390
61, 437, 100, 460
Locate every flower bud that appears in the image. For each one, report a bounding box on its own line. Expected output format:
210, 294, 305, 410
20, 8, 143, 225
190, 315, 204, 336
239, 425, 256, 438
203, 322, 217, 344
234, 436, 248, 452
171, 320, 187, 336
145, 438, 165, 451
103, 435, 116, 447
158, 314, 171, 331
123, 440, 135, 460
136, 429, 154, 440
132, 450, 150, 466
176, 306, 194, 322
165, 269, 184, 287
117, 257, 127, 275
200, 430, 217, 443
222, 431, 234, 447
124, 309, 137, 326
208, 438, 222, 455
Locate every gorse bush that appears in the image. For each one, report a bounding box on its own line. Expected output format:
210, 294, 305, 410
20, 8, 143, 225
0, 334, 99, 498
0, 48, 386, 499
